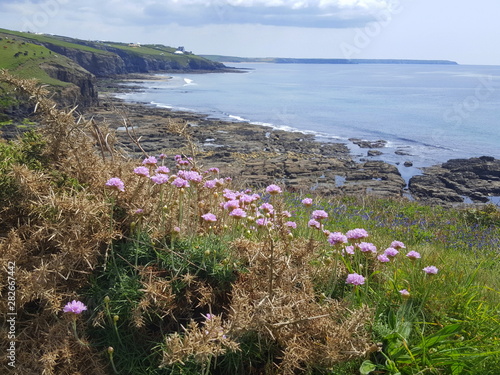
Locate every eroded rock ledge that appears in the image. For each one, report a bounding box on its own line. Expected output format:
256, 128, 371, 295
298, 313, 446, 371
409, 156, 500, 204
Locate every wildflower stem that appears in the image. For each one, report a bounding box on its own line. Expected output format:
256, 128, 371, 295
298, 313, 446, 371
108, 347, 120, 374
71, 317, 88, 346
268, 232, 275, 298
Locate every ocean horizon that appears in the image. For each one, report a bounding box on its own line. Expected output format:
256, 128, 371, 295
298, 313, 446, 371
115, 62, 500, 179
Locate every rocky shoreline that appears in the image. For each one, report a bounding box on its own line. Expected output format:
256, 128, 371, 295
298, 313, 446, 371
89, 90, 408, 198
3, 73, 498, 206
83, 74, 500, 206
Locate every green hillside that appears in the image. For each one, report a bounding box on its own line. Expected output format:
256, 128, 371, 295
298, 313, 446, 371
0, 35, 71, 86
0, 28, 113, 56
0, 28, 226, 76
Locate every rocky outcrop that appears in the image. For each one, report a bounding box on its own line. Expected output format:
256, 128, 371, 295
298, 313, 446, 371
40, 61, 98, 107
42, 43, 127, 77
349, 138, 387, 148
343, 160, 406, 197
409, 156, 500, 203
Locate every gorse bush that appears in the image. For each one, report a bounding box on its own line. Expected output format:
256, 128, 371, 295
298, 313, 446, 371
1, 71, 499, 375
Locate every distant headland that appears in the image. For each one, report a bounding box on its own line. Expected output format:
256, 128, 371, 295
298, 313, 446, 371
200, 55, 459, 65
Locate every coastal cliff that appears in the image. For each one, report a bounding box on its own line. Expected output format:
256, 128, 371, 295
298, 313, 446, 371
0, 28, 228, 110
39, 61, 98, 107
41, 41, 226, 77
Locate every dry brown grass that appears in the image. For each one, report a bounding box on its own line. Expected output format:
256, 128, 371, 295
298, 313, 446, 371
0, 72, 116, 374
227, 238, 372, 374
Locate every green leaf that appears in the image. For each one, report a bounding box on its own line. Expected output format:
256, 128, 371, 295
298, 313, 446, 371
421, 324, 462, 348
359, 360, 377, 375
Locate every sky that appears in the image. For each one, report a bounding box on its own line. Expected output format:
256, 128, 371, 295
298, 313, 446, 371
0, 0, 499, 65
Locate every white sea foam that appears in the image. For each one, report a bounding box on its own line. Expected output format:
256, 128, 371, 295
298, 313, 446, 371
150, 101, 173, 109
228, 114, 249, 122
150, 101, 194, 112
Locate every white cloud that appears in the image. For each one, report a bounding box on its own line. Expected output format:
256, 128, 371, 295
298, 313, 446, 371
2, 0, 397, 30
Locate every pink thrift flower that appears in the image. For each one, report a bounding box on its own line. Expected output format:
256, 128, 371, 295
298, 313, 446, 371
201, 213, 217, 222
311, 210, 328, 220
358, 242, 377, 254
346, 273, 365, 286
142, 156, 158, 166
178, 170, 202, 183
223, 199, 240, 211
285, 221, 297, 229
308, 219, 321, 229
223, 189, 238, 201
158, 153, 167, 160
384, 247, 399, 257
260, 203, 274, 213
171, 177, 190, 188
377, 254, 390, 263
423, 266, 438, 274
229, 208, 247, 219
177, 158, 190, 166
346, 228, 369, 240
301, 198, 313, 207
344, 245, 356, 255
406, 251, 421, 260
105, 177, 125, 192
134, 208, 144, 215
266, 184, 282, 195
150, 174, 170, 185
204, 179, 218, 189
173, 226, 181, 233
155, 166, 170, 174
240, 194, 257, 205
281, 210, 292, 218
208, 167, 219, 174
391, 240, 406, 249
63, 300, 87, 314
328, 232, 348, 246
134, 166, 150, 177
399, 289, 410, 298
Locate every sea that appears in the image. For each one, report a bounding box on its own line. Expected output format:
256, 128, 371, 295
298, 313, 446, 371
115, 62, 500, 180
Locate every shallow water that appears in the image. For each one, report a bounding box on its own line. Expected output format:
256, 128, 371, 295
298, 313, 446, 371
116, 63, 500, 170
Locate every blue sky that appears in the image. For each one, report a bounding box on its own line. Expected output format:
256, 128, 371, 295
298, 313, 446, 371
1, 0, 499, 65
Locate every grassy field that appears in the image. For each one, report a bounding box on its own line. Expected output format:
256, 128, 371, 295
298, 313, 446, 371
0, 72, 499, 375
0, 28, 114, 55
0, 36, 71, 86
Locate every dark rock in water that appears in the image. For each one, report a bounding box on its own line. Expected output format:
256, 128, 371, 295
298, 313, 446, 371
409, 156, 500, 204
404, 161, 413, 167
349, 138, 387, 148
367, 150, 383, 156
395, 149, 412, 156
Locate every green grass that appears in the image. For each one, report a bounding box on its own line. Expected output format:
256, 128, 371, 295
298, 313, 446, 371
0, 37, 71, 85
0, 28, 113, 55
0, 28, 212, 66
